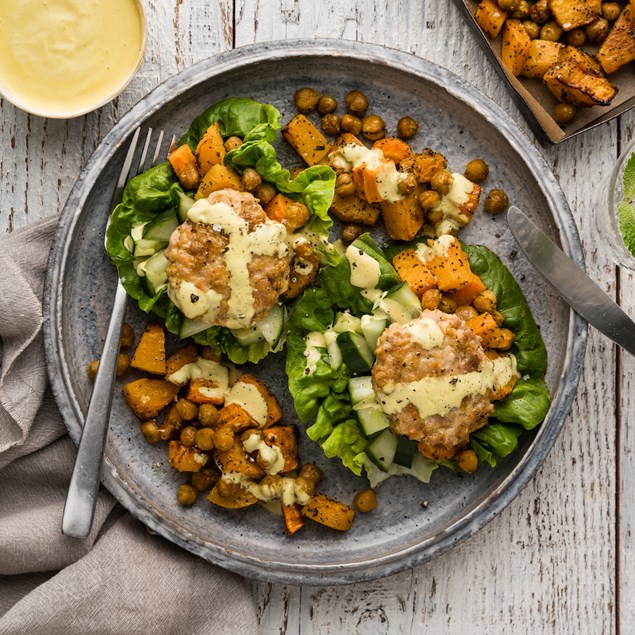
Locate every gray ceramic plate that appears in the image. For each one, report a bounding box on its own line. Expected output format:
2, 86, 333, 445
44, 40, 586, 585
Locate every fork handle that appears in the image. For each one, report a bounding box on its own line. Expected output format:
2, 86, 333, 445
62, 280, 128, 538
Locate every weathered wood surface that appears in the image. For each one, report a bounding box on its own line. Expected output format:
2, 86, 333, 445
0, 1, 632, 633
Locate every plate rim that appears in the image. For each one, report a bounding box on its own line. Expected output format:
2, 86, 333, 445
43, 39, 587, 585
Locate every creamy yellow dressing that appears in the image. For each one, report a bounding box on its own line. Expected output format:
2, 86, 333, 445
334, 143, 406, 203
430, 173, 474, 236
226, 382, 269, 427
401, 318, 445, 349
304, 331, 327, 375
172, 199, 289, 329
222, 471, 311, 506
242, 432, 285, 474
0, 0, 144, 117
167, 358, 229, 402
345, 245, 382, 289
377, 355, 518, 420
416, 234, 456, 263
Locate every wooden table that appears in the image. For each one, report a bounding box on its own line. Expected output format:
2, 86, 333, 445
2, 1, 632, 632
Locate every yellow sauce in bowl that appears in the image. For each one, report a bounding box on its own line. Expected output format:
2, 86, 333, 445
0, 0, 145, 118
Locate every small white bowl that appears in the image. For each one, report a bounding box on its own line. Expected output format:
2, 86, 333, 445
0, 0, 147, 119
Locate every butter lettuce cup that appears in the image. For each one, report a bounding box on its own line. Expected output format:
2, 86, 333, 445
0, 0, 146, 119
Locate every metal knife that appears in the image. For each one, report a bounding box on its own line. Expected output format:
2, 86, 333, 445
507, 206, 635, 358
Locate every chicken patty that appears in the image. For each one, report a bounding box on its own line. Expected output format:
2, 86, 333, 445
165, 189, 290, 329
371, 309, 515, 458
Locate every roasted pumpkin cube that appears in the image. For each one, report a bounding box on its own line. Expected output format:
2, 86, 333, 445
186, 377, 227, 405
195, 121, 226, 177
301, 493, 355, 531
352, 161, 392, 203
130, 323, 166, 375
265, 194, 310, 232
405, 150, 447, 184
380, 192, 424, 241
282, 114, 331, 166
262, 425, 300, 473
549, 0, 601, 31
466, 311, 505, 348
194, 163, 244, 200
520, 40, 564, 79
282, 503, 304, 536
207, 483, 258, 509
330, 191, 381, 225
123, 378, 179, 420
597, 7, 635, 75
284, 244, 320, 300
165, 344, 198, 381
392, 249, 437, 298
168, 440, 209, 472
168, 144, 200, 191
216, 402, 259, 434
214, 438, 266, 479
423, 237, 474, 293
372, 137, 414, 164
543, 59, 617, 107
228, 374, 282, 427
474, 0, 507, 38
158, 404, 184, 441
447, 272, 487, 306
501, 19, 532, 76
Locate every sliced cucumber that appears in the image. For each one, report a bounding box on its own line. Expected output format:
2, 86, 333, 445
180, 317, 213, 339
379, 282, 421, 324
361, 314, 387, 350
255, 303, 285, 348
177, 191, 195, 222
327, 338, 342, 369
143, 250, 169, 295
333, 312, 363, 334
408, 452, 437, 483
393, 435, 417, 468
143, 210, 179, 241
123, 235, 134, 254
336, 331, 374, 375
348, 376, 375, 405
232, 325, 263, 346
356, 405, 390, 437
134, 238, 166, 257
366, 429, 399, 472
130, 223, 146, 241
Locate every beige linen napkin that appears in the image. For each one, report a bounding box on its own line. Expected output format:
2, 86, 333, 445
0, 219, 258, 634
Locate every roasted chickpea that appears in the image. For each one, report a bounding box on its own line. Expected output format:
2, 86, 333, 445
438, 296, 457, 314
396, 116, 419, 139
180, 425, 197, 448
298, 463, 323, 485
120, 322, 134, 348
341, 223, 364, 244
455, 305, 479, 322
484, 189, 509, 215
510, 0, 530, 19
427, 209, 444, 224
473, 289, 497, 313
397, 172, 417, 194
294, 87, 319, 113
255, 182, 277, 205
456, 449, 479, 473
497, 0, 518, 10
602, 2, 621, 21
217, 476, 239, 498
213, 426, 234, 452
362, 114, 386, 141
464, 158, 489, 183
289, 166, 304, 179
87, 360, 99, 381
294, 476, 316, 497
421, 288, 442, 311
241, 428, 263, 443
195, 427, 215, 451
321, 113, 341, 136
258, 475, 282, 495
585, 17, 609, 44
491, 310, 506, 327
241, 167, 261, 191
116, 353, 130, 377
317, 93, 338, 115
566, 28, 586, 47
340, 114, 363, 135
522, 20, 540, 39
335, 172, 357, 197
540, 21, 563, 42
418, 189, 441, 211
529, 0, 550, 23
177, 483, 198, 506
353, 488, 377, 513
494, 328, 516, 350
198, 403, 219, 428
140, 420, 161, 444
191, 467, 219, 492
175, 398, 198, 421
553, 103, 576, 125
345, 90, 369, 116
224, 136, 243, 152
430, 169, 453, 195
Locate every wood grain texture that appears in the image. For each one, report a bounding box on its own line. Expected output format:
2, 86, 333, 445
0, 1, 630, 633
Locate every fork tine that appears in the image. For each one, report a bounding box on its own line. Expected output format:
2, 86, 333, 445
111, 127, 140, 209
136, 128, 153, 175
150, 130, 166, 167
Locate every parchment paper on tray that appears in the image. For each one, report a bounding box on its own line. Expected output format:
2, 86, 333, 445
454, 0, 635, 145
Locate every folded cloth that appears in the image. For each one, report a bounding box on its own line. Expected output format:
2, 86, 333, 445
0, 219, 258, 635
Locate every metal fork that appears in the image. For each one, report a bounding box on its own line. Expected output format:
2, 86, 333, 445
62, 128, 171, 538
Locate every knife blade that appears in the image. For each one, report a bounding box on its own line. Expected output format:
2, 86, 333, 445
507, 206, 635, 358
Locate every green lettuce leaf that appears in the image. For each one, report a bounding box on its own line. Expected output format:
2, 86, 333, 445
622, 151, 635, 200
492, 378, 550, 430
319, 419, 368, 476
472, 422, 522, 458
